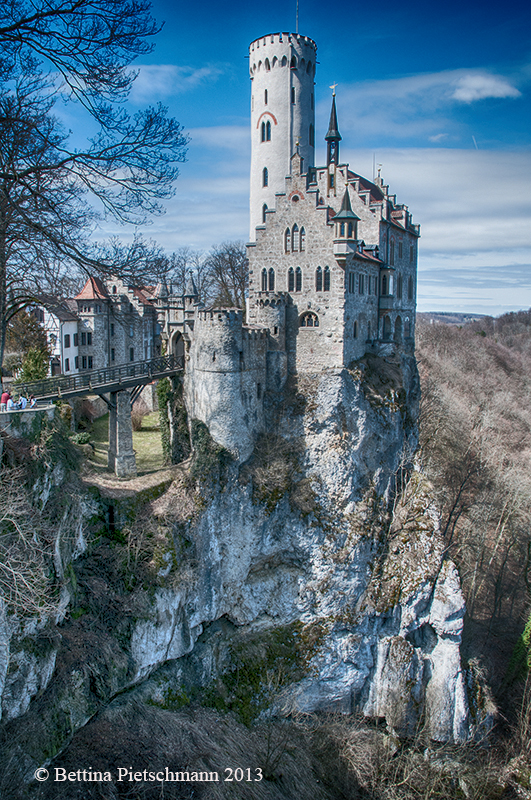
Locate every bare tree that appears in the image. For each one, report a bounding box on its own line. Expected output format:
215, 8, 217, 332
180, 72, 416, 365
203, 241, 248, 310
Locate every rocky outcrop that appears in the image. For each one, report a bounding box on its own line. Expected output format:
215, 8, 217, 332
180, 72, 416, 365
0, 354, 493, 792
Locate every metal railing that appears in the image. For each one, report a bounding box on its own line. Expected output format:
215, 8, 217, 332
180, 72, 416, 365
16, 354, 184, 400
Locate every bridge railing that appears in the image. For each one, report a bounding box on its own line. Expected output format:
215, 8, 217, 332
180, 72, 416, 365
15, 354, 184, 398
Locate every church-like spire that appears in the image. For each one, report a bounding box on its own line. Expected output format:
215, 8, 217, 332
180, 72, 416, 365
332, 188, 359, 221
325, 89, 341, 166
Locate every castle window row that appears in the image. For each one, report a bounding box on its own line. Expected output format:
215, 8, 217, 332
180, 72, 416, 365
253, 57, 314, 75
348, 273, 377, 295
315, 266, 330, 292
284, 225, 305, 252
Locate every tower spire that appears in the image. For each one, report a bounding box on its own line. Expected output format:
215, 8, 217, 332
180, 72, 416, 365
325, 90, 341, 166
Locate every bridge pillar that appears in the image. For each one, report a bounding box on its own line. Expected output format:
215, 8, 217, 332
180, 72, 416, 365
108, 390, 137, 479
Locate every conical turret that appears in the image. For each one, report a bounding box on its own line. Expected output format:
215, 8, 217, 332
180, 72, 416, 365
325, 92, 341, 166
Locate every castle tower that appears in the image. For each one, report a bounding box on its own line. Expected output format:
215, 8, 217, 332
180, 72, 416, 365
249, 32, 317, 239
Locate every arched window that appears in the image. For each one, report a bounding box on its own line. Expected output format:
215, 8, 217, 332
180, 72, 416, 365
291, 87, 295, 104
290, 56, 297, 68
315, 266, 323, 291
348, 222, 353, 238
408, 277, 414, 300
340, 222, 345, 237
383, 315, 392, 340
394, 316, 403, 343
397, 274, 403, 299
307, 61, 312, 74
261, 269, 267, 291
300, 227, 305, 251
353, 321, 358, 338
389, 239, 395, 266
404, 317, 411, 337
112, 285, 117, 294
300, 312, 319, 328
281, 55, 287, 67
309, 124, 314, 147
324, 266, 330, 292
382, 274, 388, 295
268, 268, 275, 291
292, 224, 299, 252
266, 120, 271, 141
262, 167, 268, 187
295, 267, 302, 292
288, 267, 295, 292
264, 89, 268, 104
272, 56, 278, 68
265, 58, 270, 71
262, 204, 268, 223
284, 228, 291, 253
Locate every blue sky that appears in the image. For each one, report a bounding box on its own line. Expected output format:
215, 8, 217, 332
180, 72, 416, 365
91, 0, 531, 314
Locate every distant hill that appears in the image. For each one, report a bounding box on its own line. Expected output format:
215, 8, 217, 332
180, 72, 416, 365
417, 311, 487, 325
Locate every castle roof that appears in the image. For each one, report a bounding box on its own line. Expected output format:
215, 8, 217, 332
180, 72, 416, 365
325, 94, 341, 142
332, 189, 360, 221
184, 274, 198, 298
75, 276, 109, 301
37, 295, 78, 322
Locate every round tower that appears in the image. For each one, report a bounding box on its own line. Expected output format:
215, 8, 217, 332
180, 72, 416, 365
249, 32, 317, 240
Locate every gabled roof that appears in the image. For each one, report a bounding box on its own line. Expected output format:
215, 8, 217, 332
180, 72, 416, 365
37, 295, 79, 322
74, 276, 109, 301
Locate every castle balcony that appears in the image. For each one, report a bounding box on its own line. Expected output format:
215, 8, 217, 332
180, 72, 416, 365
333, 239, 357, 260
379, 296, 394, 311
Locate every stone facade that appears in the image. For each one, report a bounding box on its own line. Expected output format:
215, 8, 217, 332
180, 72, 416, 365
37, 276, 160, 376
155, 36, 419, 460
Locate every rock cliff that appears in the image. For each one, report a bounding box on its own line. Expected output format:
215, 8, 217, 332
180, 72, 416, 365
0, 355, 491, 794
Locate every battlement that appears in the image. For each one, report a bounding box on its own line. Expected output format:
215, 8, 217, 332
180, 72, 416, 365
242, 326, 268, 340
255, 292, 289, 307
196, 308, 243, 325
249, 33, 317, 52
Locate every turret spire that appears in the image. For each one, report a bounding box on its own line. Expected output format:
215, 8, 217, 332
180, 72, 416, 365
325, 90, 341, 166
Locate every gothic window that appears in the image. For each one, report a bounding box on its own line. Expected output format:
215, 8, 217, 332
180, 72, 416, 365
300, 312, 319, 327
295, 267, 302, 292
397, 274, 403, 299
404, 317, 411, 337
359, 274, 364, 294
300, 227, 305, 251
261, 269, 267, 291
324, 266, 330, 292
353, 321, 358, 338
268, 268, 275, 291
309, 124, 314, 146
272, 56, 278, 68
290, 56, 297, 68
382, 274, 388, 295
263, 167, 268, 186
265, 58, 270, 71
408, 276, 414, 300
348, 273, 355, 293
261, 122, 266, 141
266, 120, 271, 140
315, 266, 323, 291
288, 267, 295, 292
262, 204, 268, 223
264, 89, 268, 104
284, 228, 291, 253
398, 241, 403, 259
389, 239, 395, 266
292, 224, 299, 251
281, 55, 287, 67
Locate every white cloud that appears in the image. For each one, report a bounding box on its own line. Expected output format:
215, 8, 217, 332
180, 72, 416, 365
452, 74, 521, 102
129, 64, 224, 104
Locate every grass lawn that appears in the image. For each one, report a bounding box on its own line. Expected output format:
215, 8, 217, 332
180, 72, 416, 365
88, 411, 165, 475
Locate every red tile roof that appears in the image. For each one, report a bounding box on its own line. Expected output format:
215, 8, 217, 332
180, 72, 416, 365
74, 276, 109, 301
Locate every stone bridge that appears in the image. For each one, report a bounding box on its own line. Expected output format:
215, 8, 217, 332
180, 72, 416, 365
17, 355, 184, 478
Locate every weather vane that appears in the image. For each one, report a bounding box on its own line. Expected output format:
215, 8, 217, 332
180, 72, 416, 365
330, 83, 338, 96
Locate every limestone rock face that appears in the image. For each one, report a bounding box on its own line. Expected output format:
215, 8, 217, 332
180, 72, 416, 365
0, 355, 489, 787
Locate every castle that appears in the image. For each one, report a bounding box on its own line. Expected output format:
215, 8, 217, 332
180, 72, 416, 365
156, 32, 419, 462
